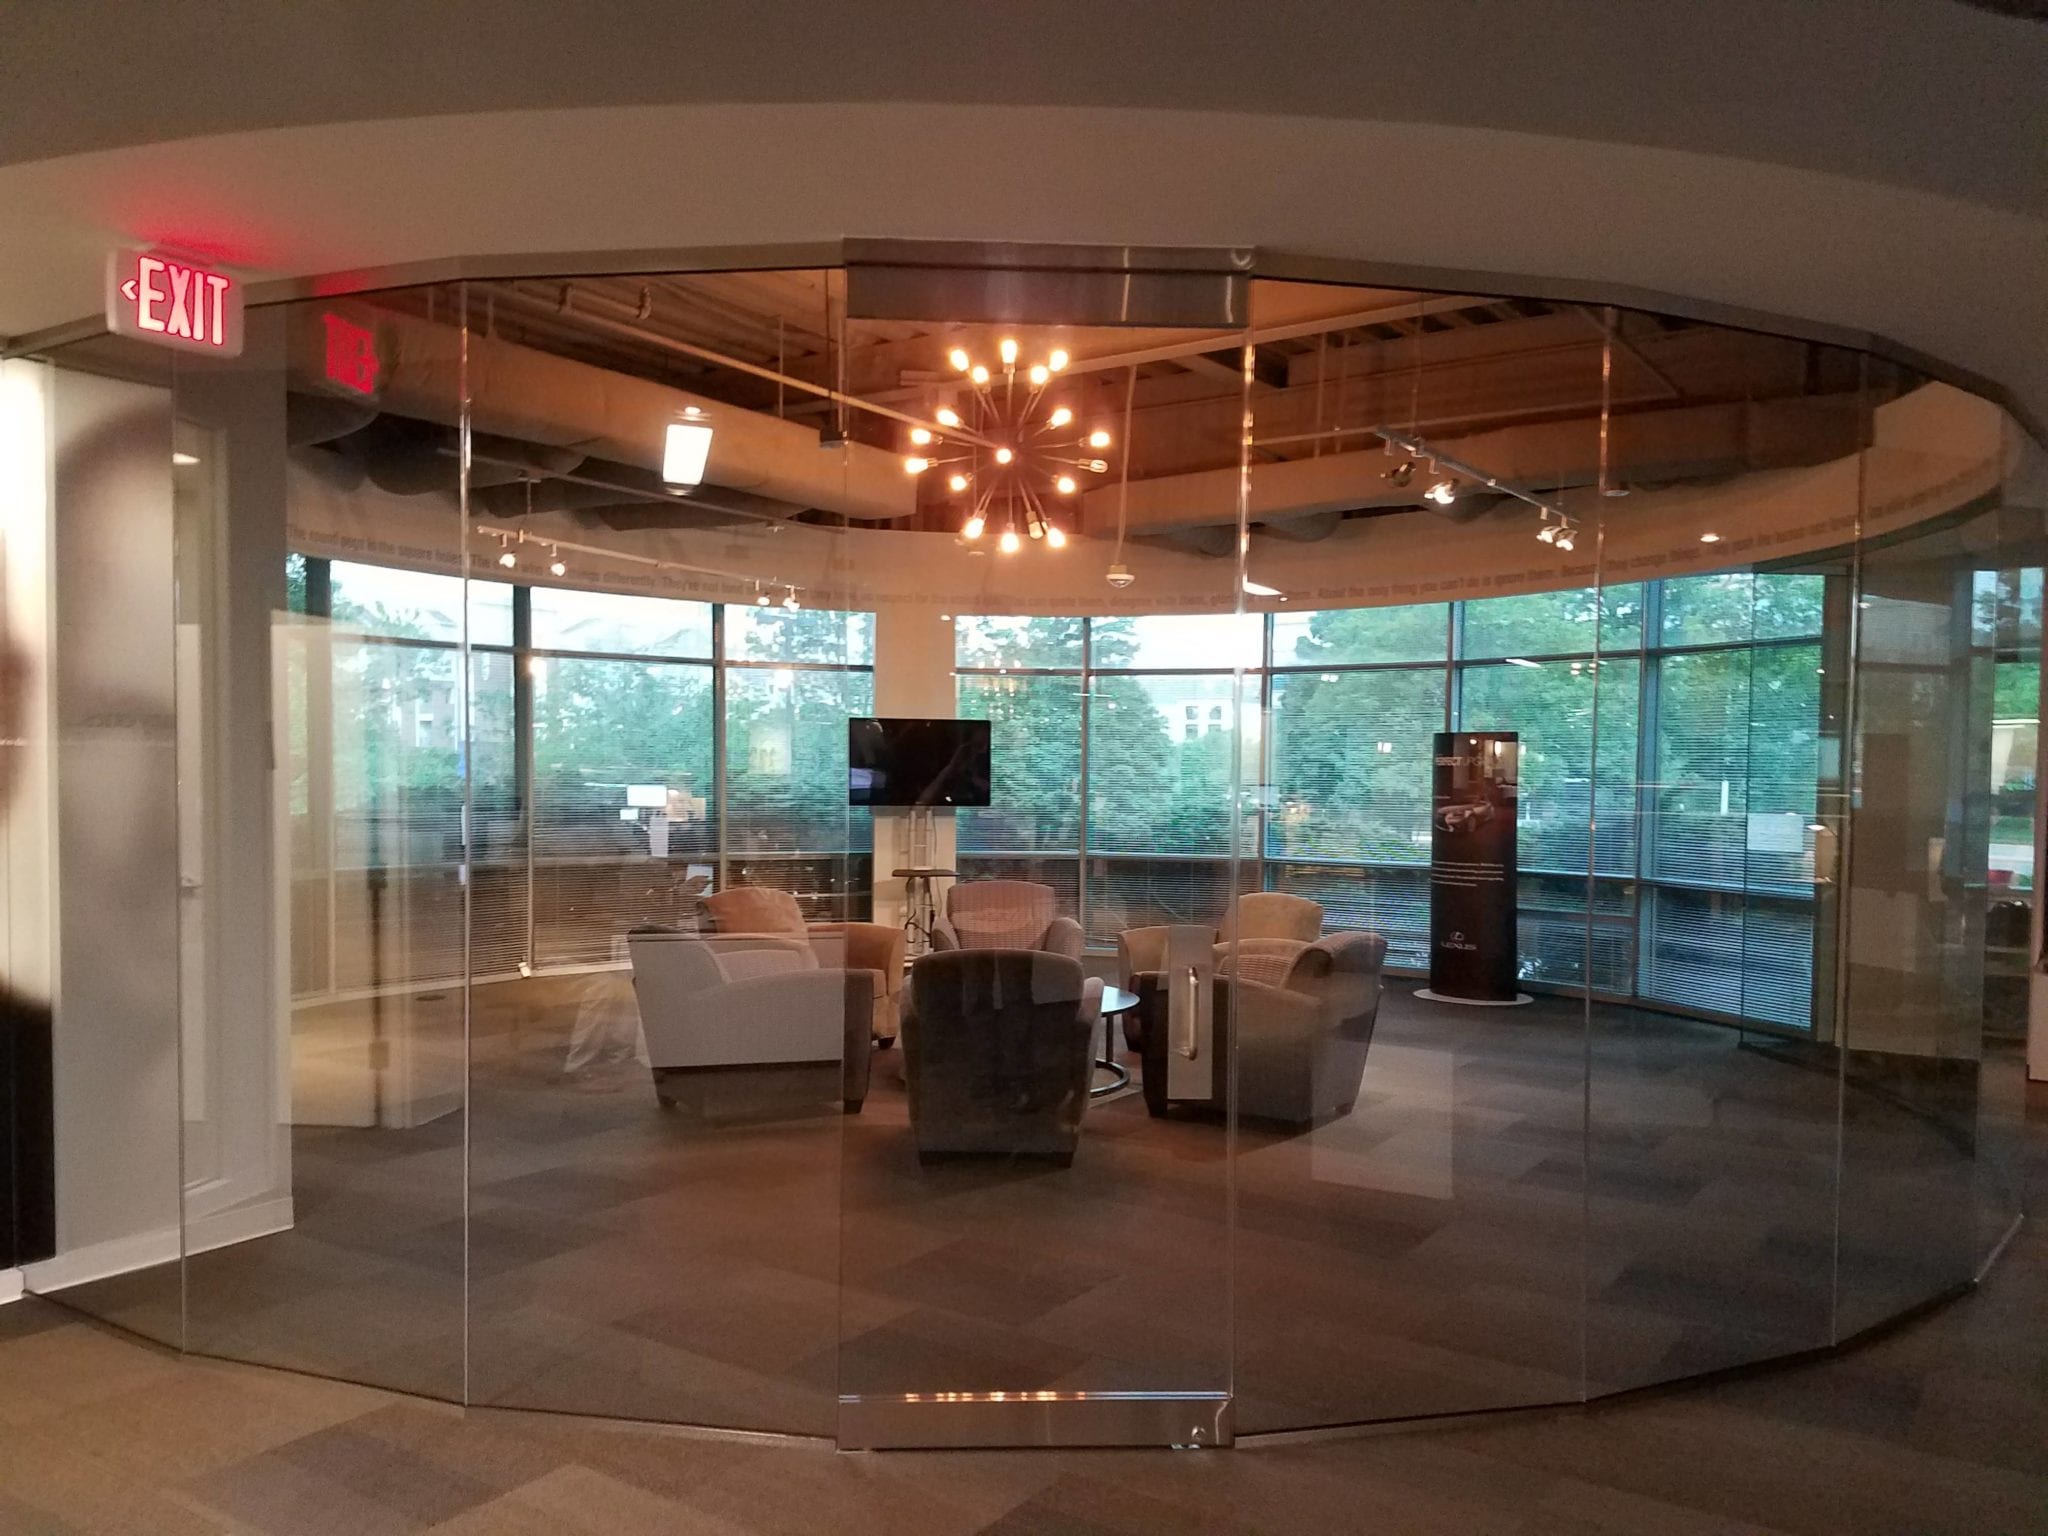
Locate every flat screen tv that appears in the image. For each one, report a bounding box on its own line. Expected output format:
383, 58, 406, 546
848, 717, 991, 808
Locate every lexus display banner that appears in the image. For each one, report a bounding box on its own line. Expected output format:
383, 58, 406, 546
1429, 731, 1520, 1001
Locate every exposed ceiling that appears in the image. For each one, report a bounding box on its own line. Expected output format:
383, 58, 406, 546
299, 272, 1910, 555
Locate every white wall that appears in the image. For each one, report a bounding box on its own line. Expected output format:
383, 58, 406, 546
38, 365, 184, 1283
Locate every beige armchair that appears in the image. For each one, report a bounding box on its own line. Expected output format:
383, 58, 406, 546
699, 885, 906, 1043
1117, 893, 1326, 1043
1131, 931, 1386, 1130
930, 879, 1084, 960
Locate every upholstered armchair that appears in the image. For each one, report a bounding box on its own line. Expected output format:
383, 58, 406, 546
1131, 931, 1385, 1130
901, 949, 1100, 1165
1117, 892, 1325, 1052
699, 885, 905, 1042
930, 878, 1084, 960
627, 929, 875, 1115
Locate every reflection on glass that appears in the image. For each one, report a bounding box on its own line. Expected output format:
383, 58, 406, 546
529, 584, 712, 657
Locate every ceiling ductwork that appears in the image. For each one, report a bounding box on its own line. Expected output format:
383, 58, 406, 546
287, 304, 917, 523
1083, 394, 1870, 550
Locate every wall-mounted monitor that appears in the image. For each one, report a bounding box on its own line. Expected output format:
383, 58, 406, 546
848, 717, 991, 808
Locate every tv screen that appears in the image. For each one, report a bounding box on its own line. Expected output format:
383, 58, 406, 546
848, 717, 992, 808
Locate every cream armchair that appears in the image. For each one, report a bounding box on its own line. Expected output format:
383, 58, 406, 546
930, 879, 1084, 960
627, 930, 874, 1115
1117, 892, 1324, 1053
1131, 931, 1385, 1130
699, 885, 905, 1042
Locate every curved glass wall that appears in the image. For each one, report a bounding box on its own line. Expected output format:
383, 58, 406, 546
10, 258, 2034, 1447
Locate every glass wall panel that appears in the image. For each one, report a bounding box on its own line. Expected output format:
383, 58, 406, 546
1834, 433, 2030, 1336
530, 583, 712, 656
1269, 664, 1445, 864
1229, 283, 1591, 1431
1273, 601, 1447, 665
955, 669, 1083, 900
1581, 311, 1849, 1395
531, 653, 717, 965
465, 272, 856, 1432
174, 289, 471, 1398
837, 286, 1243, 1449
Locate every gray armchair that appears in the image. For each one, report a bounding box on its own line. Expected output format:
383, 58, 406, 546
1133, 931, 1386, 1130
932, 879, 1084, 960
901, 949, 1099, 1165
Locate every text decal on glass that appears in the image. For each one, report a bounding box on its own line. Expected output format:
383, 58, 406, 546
105, 249, 244, 356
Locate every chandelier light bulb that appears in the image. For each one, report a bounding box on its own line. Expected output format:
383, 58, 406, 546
999, 338, 1019, 366
1046, 524, 1067, 548
909, 426, 932, 445
998, 527, 1021, 554
1049, 348, 1069, 371
1028, 364, 1050, 386
1086, 458, 1109, 473
904, 456, 930, 474
1055, 474, 1078, 494
934, 406, 961, 428
949, 347, 971, 372
1047, 406, 1073, 429
1028, 520, 1044, 540
993, 446, 1014, 465
948, 472, 970, 492
962, 512, 986, 540
1087, 429, 1111, 449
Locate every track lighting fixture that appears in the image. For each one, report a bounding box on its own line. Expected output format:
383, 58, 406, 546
498, 547, 517, 569
1388, 458, 1414, 488
1424, 478, 1458, 506
547, 547, 567, 578
782, 587, 800, 610
755, 587, 770, 606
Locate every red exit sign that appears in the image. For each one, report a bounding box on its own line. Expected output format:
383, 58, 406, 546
105, 248, 244, 356
321, 312, 380, 397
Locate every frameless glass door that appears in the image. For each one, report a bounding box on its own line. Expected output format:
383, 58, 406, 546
833, 254, 1252, 1447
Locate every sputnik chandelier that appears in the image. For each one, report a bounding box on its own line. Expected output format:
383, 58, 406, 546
903, 338, 1114, 553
